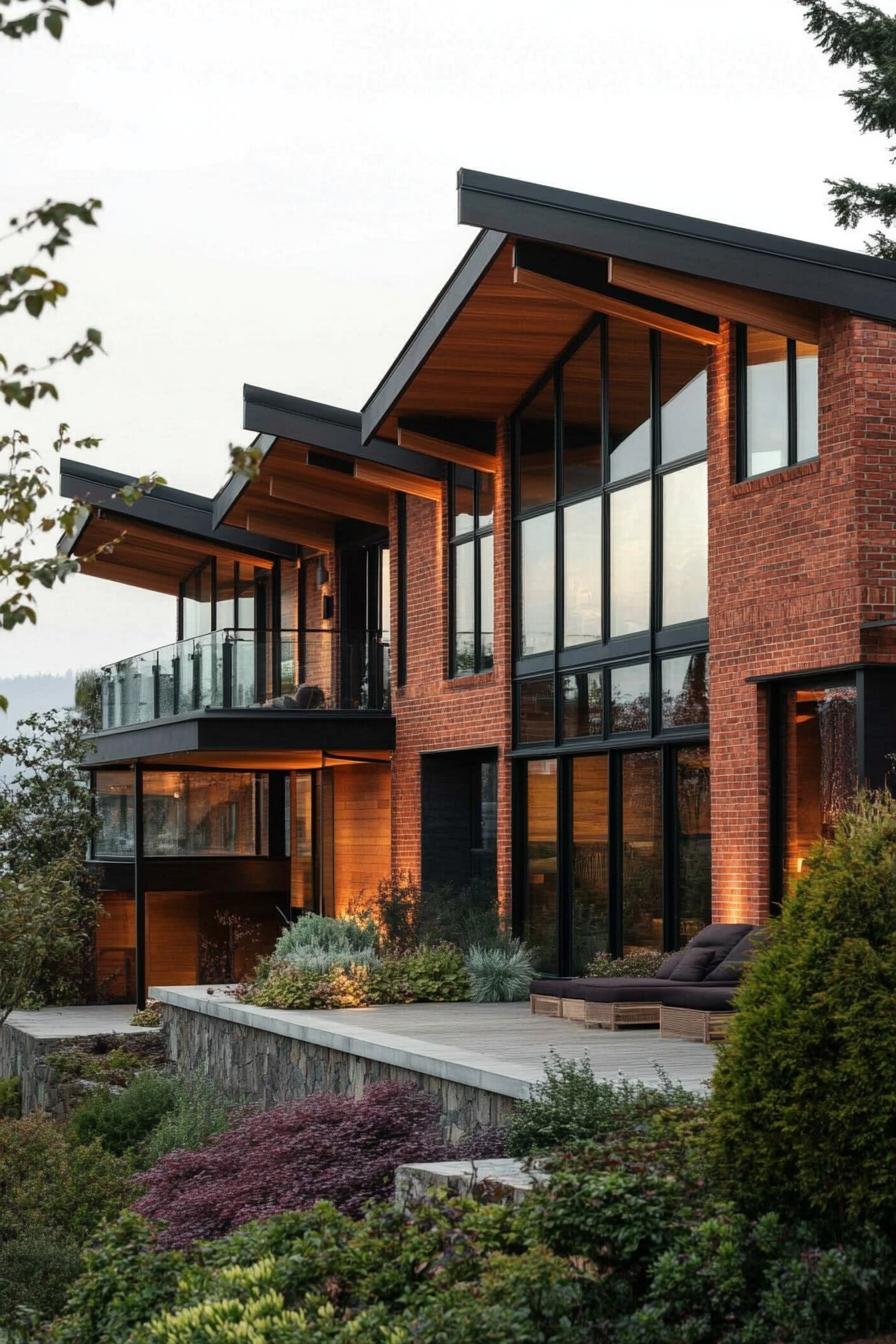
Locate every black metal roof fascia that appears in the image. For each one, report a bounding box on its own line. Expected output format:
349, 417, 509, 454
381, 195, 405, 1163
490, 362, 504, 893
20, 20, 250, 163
210, 433, 275, 530
457, 168, 896, 324
359, 228, 507, 443
82, 709, 395, 766
243, 384, 443, 482
59, 459, 298, 562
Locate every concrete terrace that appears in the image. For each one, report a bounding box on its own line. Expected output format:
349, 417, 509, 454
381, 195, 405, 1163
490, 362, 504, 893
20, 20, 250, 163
151, 988, 717, 1099
4, 1003, 156, 1039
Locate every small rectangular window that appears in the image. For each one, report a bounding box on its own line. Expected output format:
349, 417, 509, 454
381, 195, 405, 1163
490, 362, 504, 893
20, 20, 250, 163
561, 670, 603, 739
610, 661, 650, 733
518, 677, 555, 743
660, 651, 708, 728
563, 496, 601, 647
661, 461, 707, 627
518, 378, 555, 510
449, 469, 495, 677
739, 325, 818, 479
520, 511, 555, 656
609, 481, 651, 637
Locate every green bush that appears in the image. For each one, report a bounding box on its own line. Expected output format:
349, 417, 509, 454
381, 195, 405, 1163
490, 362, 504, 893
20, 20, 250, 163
130, 1001, 162, 1027
274, 912, 377, 970
245, 944, 471, 1009
0, 1112, 131, 1327
710, 792, 896, 1233
0, 1074, 20, 1118
139, 1072, 233, 1166
506, 1051, 698, 1157
67, 1069, 182, 1157
466, 939, 535, 1002
585, 949, 666, 977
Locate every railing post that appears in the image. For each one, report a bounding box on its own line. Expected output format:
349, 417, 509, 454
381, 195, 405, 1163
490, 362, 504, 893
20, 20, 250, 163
152, 658, 160, 720
133, 762, 146, 1011
222, 636, 233, 710
173, 653, 181, 716
192, 643, 201, 711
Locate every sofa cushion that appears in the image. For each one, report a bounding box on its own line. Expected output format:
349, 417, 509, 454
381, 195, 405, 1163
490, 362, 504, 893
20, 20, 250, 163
574, 978, 669, 1004
654, 951, 683, 979
530, 978, 581, 999
668, 946, 723, 981
687, 923, 755, 953
704, 927, 768, 983
661, 983, 737, 1012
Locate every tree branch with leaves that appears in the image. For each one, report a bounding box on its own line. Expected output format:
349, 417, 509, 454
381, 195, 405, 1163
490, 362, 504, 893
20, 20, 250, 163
798, 0, 896, 257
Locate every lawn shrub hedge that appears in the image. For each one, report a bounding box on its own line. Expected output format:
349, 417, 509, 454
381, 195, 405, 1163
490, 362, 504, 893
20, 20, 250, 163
0, 1112, 132, 1327
131, 1081, 501, 1249
243, 942, 471, 1010
710, 791, 896, 1233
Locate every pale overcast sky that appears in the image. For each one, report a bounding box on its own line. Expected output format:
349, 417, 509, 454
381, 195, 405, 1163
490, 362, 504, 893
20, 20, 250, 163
1, 0, 887, 677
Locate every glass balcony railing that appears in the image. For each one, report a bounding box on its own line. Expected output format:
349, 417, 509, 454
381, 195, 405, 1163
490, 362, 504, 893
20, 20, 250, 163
98, 627, 391, 730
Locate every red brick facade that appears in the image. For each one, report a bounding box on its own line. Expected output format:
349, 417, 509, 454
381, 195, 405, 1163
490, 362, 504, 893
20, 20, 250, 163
708, 313, 896, 924
388, 423, 514, 918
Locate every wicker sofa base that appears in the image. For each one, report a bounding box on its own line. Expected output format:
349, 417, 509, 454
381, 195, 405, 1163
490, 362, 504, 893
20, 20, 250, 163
584, 1001, 662, 1031
530, 994, 562, 1017
660, 1005, 733, 1043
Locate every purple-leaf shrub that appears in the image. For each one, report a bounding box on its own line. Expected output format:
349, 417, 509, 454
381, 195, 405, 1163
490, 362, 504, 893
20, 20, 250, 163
132, 1082, 502, 1249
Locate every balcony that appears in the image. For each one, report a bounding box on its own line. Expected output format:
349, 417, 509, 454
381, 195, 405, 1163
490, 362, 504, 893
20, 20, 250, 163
98, 627, 390, 730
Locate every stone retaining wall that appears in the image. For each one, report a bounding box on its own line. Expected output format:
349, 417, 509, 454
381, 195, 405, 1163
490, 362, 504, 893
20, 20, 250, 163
0, 1022, 82, 1117
163, 999, 515, 1140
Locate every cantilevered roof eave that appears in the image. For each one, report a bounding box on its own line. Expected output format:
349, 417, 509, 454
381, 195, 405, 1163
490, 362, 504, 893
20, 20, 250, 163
457, 167, 896, 322
59, 458, 298, 562
359, 227, 507, 443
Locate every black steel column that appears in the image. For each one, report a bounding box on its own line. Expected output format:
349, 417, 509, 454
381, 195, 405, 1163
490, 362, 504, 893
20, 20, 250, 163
133, 762, 146, 1010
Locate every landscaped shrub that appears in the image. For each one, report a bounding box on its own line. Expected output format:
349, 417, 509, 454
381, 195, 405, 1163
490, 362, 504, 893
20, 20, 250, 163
130, 999, 162, 1027
466, 939, 536, 1002
710, 791, 896, 1233
351, 872, 503, 953
46, 1031, 166, 1086
585, 949, 666, 977
244, 944, 471, 1009
505, 1051, 698, 1157
273, 912, 378, 973
0, 1112, 131, 1327
67, 1069, 182, 1158
0, 1074, 20, 1117
139, 1072, 234, 1166
132, 1082, 467, 1248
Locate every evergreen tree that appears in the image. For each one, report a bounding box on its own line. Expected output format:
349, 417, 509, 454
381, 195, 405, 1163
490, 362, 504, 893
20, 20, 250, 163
798, 1, 896, 257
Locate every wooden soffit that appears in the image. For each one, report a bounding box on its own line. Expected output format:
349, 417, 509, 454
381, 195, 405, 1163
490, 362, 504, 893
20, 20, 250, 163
70, 512, 274, 597
220, 436, 439, 532
608, 257, 822, 344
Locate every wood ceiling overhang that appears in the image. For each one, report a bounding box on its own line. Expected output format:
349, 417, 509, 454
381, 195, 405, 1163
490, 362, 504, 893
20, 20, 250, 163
65, 510, 278, 597
362, 167, 896, 452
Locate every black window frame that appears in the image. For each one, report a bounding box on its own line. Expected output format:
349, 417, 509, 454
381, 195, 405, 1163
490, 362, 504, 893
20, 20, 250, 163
448, 466, 495, 678
735, 323, 819, 480
511, 315, 710, 748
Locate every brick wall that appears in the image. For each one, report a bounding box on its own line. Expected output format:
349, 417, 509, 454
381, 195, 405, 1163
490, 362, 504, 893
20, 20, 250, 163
708, 313, 896, 924
389, 423, 513, 920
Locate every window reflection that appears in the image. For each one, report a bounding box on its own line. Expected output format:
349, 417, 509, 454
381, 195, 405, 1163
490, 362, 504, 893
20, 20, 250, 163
571, 756, 610, 971
561, 670, 603, 739
660, 335, 708, 463
676, 745, 711, 945
452, 467, 475, 535
796, 341, 819, 462
660, 652, 708, 728
608, 318, 651, 481
480, 533, 494, 670
782, 683, 857, 888
745, 328, 788, 476
518, 379, 555, 510
453, 539, 475, 675
525, 760, 558, 971
94, 771, 266, 859
610, 662, 650, 733
610, 481, 651, 636
621, 750, 663, 952
520, 512, 555, 655
661, 461, 707, 627
518, 677, 555, 743
563, 496, 601, 647
562, 330, 602, 496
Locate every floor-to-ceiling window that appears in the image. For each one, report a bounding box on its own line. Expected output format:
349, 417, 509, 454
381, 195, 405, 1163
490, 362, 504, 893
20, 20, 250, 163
514, 314, 710, 971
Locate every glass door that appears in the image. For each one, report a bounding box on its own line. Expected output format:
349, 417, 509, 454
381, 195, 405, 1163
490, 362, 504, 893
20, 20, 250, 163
339, 537, 390, 708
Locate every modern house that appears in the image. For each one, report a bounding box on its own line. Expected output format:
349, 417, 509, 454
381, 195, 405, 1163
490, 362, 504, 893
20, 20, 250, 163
61, 170, 896, 1004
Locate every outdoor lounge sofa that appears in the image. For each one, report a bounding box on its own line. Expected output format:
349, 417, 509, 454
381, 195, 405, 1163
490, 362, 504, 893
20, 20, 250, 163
529, 924, 762, 1034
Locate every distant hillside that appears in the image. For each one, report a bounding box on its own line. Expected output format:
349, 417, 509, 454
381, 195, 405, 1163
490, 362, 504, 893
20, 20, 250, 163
0, 673, 76, 781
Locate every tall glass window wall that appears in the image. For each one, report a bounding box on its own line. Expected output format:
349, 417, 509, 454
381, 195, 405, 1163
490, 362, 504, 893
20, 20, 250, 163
93, 770, 268, 859
513, 315, 711, 973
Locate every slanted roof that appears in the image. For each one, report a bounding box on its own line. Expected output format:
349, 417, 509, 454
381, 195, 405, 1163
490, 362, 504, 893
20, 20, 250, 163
212, 386, 444, 548
59, 459, 297, 596
360, 167, 896, 447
